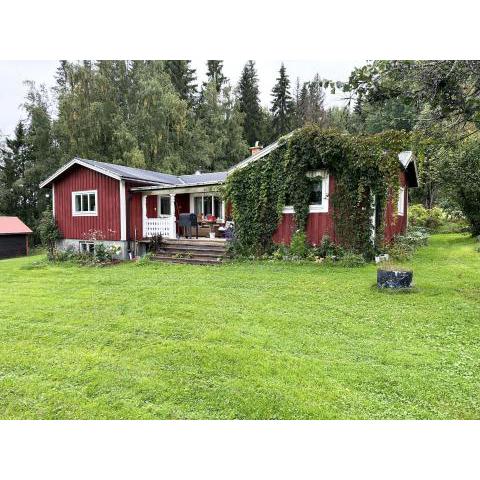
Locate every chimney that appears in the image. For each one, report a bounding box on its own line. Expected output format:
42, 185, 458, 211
249, 141, 263, 156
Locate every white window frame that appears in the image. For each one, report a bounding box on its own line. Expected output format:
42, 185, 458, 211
282, 171, 329, 214
156, 195, 172, 217
190, 193, 225, 221
79, 241, 95, 253
398, 186, 405, 216
72, 190, 98, 216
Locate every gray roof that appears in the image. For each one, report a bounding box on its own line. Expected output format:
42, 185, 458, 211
179, 171, 227, 185
80, 158, 180, 185
40, 135, 419, 191
84, 159, 228, 186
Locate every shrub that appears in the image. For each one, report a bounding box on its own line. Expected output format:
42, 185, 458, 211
148, 234, 163, 253
271, 244, 290, 260
409, 204, 445, 231
94, 243, 120, 264
289, 230, 310, 258
38, 207, 60, 258
386, 227, 430, 261
313, 235, 345, 258
49, 243, 120, 266
136, 252, 154, 266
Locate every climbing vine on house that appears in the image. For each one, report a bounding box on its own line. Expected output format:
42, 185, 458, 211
225, 125, 409, 257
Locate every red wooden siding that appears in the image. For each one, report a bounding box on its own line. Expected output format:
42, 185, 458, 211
54, 165, 120, 241
384, 171, 408, 243
146, 195, 157, 218
273, 175, 336, 245
127, 189, 143, 241
174, 193, 190, 218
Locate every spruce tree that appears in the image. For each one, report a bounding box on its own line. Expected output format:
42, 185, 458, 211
0, 121, 28, 215
270, 63, 294, 136
294, 74, 325, 127
204, 60, 226, 93
164, 60, 197, 106
237, 60, 263, 146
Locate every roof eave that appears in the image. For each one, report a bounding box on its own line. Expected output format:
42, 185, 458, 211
39, 158, 122, 188
131, 179, 224, 192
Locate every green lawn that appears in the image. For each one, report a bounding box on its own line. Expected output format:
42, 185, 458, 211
0, 234, 479, 419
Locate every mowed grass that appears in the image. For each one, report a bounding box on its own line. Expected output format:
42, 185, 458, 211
0, 234, 479, 419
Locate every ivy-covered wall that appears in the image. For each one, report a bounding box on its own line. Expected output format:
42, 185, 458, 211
225, 125, 409, 257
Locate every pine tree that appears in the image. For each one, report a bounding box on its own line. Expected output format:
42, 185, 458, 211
270, 63, 294, 136
0, 121, 28, 215
204, 60, 226, 93
164, 60, 197, 106
237, 60, 263, 146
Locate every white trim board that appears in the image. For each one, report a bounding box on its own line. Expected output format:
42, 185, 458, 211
40, 158, 122, 188
119, 180, 126, 240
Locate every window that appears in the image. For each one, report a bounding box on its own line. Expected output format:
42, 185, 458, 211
309, 180, 323, 205
192, 194, 223, 220
72, 190, 97, 216
203, 195, 213, 216
159, 196, 171, 216
398, 187, 405, 216
79, 242, 94, 253
282, 171, 329, 214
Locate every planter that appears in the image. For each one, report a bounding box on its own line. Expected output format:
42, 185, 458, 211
377, 269, 413, 289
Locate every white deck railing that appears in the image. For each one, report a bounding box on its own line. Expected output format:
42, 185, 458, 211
144, 216, 176, 239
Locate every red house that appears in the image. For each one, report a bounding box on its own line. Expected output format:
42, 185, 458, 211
40, 137, 418, 259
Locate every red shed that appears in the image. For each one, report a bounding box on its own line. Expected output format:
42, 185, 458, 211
0, 217, 32, 259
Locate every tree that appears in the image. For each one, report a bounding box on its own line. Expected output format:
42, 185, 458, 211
293, 74, 325, 127
54, 61, 192, 173
270, 63, 294, 137
204, 60, 226, 93
0, 82, 59, 238
197, 80, 248, 171
345, 60, 480, 133
237, 61, 263, 146
442, 138, 480, 235
38, 206, 60, 257
0, 121, 28, 215
164, 60, 197, 106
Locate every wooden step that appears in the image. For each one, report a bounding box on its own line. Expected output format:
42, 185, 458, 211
162, 239, 227, 247
151, 255, 223, 265
161, 245, 226, 255
159, 248, 226, 258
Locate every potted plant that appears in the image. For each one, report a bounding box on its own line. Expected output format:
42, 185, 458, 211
377, 261, 413, 289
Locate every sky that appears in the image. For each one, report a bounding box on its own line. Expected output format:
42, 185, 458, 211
0, 60, 364, 138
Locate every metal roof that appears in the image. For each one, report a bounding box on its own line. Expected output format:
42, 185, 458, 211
40, 136, 419, 191
179, 171, 228, 185
40, 157, 227, 189
77, 158, 180, 185
0, 216, 33, 235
